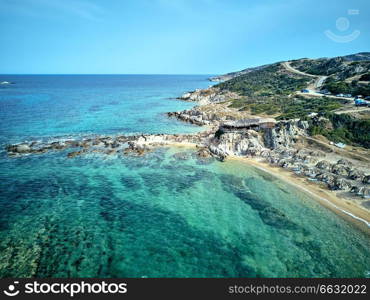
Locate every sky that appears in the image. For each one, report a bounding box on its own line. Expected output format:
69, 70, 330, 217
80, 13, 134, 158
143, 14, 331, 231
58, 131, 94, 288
0, 0, 369, 74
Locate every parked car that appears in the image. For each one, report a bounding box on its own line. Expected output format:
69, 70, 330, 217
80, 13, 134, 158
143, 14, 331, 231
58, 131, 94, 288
355, 99, 368, 106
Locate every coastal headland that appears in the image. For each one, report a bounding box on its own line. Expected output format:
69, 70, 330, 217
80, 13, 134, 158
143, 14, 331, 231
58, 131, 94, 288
5, 53, 370, 229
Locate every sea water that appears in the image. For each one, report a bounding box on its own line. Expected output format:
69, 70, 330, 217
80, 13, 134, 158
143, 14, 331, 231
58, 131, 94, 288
0, 75, 369, 277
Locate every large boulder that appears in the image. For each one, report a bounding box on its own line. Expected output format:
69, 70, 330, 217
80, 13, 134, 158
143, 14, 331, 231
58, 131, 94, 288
297, 120, 310, 130
331, 164, 350, 177
9, 144, 31, 153
354, 186, 370, 198
197, 147, 212, 158
362, 175, 370, 184
328, 177, 352, 191
315, 172, 336, 184
348, 169, 365, 181
362, 188, 370, 199
336, 159, 353, 167
316, 160, 332, 171
302, 166, 319, 178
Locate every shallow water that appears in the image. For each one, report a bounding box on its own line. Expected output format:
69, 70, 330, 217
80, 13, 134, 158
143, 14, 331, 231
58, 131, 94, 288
0, 75, 369, 277
0, 148, 369, 277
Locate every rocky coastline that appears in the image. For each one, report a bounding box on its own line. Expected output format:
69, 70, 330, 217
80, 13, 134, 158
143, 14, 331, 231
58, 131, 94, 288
5, 86, 370, 223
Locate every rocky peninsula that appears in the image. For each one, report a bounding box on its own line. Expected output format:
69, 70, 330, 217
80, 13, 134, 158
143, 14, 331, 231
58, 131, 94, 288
5, 62, 370, 228
6, 87, 370, 227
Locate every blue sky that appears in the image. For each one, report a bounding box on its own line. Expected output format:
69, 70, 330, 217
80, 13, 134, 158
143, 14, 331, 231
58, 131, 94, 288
0, 0, 369, 74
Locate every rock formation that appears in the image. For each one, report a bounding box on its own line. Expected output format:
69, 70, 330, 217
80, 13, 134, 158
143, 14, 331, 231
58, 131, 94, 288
5, 87, 369, 200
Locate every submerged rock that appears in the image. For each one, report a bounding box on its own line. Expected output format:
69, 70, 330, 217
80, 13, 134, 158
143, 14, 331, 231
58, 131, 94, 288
6, 144, 31, 154
196, 147, 212, 158
172, 152, 191, 160
67, 151, 83, 158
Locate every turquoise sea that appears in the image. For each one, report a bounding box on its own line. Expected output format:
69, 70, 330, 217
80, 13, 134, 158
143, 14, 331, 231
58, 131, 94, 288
0, 75, 369, 277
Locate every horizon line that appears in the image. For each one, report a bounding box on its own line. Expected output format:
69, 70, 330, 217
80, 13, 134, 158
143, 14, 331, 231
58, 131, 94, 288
0, 73, 218, 76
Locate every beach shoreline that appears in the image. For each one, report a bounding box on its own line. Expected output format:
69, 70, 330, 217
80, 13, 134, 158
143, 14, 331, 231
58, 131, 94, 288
152, 141, 370, 233
4, 76, 370, 235
228, 156, 370, 233
167, 86, 370, 234
6, 127, 370, 233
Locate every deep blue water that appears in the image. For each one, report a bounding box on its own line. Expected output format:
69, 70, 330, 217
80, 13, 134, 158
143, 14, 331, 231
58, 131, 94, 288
0, 75, 369, 278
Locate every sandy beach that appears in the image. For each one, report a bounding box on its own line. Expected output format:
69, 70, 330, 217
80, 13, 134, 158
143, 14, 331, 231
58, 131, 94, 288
228, 156, 370, 233
166, 142, 370, 232
146, 142, 370, 232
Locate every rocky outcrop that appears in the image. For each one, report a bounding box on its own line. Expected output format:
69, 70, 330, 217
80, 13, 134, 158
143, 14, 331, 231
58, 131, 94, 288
5, 132, 211, 158
363, 175, 370, 184
167, 109, 212, 126
167, 102, 250, 127
6, 144, 32, 154
178, 87, 240, 105
5, 82, 369, 202
209, 129, 266, 158
316, 160, 331, 171
208, 120, 310, 160
196, 147, 213, 158
205, 115, 369, 198
263, 119, 309, 150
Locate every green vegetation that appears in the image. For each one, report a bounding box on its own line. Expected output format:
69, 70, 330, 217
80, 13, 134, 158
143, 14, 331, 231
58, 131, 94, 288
323, 77, 370, 96
219, 62, 351, 120
227, 94, 347, 119
277, 97, 346, 120
216, 64, 310, 97
308, 113, 370, 148
291, 58, 344, 76
323, 79, 351, 94
291, 58, 370, 80
214, 54, 370, 148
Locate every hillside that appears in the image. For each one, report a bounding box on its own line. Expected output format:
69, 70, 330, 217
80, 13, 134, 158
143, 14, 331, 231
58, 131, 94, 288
290, 53, 370, 79
216, 63, 310, 97
208, 52, 370, 148
209, 63, 273, 82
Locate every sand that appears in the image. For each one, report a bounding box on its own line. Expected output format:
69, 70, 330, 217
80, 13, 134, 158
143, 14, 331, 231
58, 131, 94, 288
159, 142, 370, 233
228, 156, 370, 233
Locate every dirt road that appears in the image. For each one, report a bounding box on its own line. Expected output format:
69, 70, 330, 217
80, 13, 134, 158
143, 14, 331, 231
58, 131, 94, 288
282, 61, 327, 90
